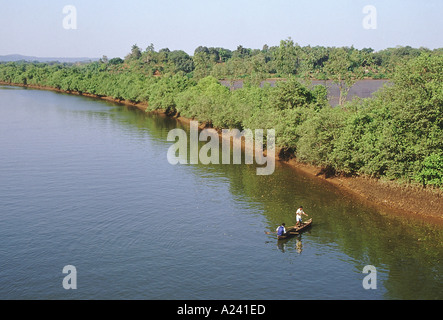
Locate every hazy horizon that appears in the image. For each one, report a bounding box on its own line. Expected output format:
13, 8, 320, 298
1, 0, 442, 59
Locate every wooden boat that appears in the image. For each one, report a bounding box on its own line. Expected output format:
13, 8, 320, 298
277, 218, 313, 240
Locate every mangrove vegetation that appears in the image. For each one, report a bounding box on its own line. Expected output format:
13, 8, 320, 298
0, 40, 442, 188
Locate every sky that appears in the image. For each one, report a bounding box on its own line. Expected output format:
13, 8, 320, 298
0, 0, 442, 58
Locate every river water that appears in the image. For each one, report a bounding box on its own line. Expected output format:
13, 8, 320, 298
0, 85, 441, 300
220, 79, 389, 106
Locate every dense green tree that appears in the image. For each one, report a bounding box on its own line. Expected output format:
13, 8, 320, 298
168, 50, 194, 73
125, 44, 142, 62
274, 38, 301, 76
108, 57, 124, 65
324, 47, 369, 105
193, 51, 216, 80
416, 153, 443, 187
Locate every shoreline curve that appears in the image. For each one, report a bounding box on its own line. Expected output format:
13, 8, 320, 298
1, 81, 442, 224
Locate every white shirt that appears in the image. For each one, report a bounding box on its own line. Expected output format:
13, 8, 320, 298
296, 208, 304, 218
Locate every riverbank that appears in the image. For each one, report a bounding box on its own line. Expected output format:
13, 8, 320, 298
1, 81, 442, 223
284, 159, 443, 224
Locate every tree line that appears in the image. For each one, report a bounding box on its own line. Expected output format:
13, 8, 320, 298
119, 39, 442, 80
0, 41, 441, 188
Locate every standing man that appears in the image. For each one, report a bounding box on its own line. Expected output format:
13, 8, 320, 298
296, 206, 308, 227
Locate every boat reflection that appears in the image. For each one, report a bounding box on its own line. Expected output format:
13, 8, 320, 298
277, 234, 305, 254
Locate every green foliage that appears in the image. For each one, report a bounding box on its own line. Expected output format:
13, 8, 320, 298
326, 54, 442, 185
175, 76, 230, 124
324, 47, 368, 105
274, 38, 300, 76
270, 77, 315, 110
108, 57, 124, 65
168, 50, 194, 73
125, 44, 142, 62
296, 106, 347, 167
415, 153, 443, 187
147, 74, 192, 114
0, 44, 441, 189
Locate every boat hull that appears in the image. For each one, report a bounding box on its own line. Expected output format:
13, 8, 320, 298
277, 218, 312, 240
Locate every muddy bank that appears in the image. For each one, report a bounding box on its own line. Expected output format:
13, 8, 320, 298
1, 81, 442, 223
0, 81, 150, 110
284, 159, 443, 224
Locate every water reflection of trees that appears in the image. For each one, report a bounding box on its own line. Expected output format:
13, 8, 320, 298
80, 99, 443, 300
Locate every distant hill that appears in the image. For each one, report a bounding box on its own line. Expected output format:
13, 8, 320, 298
0, 54, 99, 63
